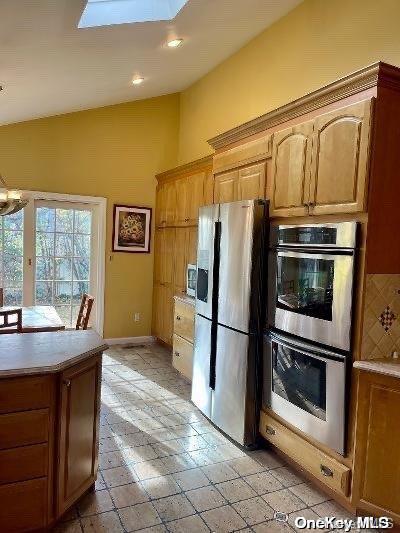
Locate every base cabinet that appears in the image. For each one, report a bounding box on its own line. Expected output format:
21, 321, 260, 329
352, 371, 400, 523
172, 297, 195, 381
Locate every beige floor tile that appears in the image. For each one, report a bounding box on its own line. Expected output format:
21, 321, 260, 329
119, 502, 162, 532
263, 489, 307, 514
252, 520, 295, 532
288, 508, 330, 532
228, 456, 266, 476
110, 482, 149, 508
269, 467, 304, 488
172, 468, 210, 491
52, 520, 83, 532
201, 504, 247, 532
215, 478, 257, 503
121, 445, 159, 464
252, 450, 285, 470
233, 496, 275, 525
166, 514, 210, 533
135, 526, 167, 533
201, 462, 239, 484
176, 435, 208, 452
141, 475, 181, 499
153, 494, 196, 522
78, 490, 114, 517
99, 451, 126, 470
102, 465, 139, 487
134, 459, 170, 480
244, 471, 284, 495
161, 453, 196, 474
81, 510, 124, 532
311, 500, 355, 520
288, 483, 330, 506
185, 485, 227, 512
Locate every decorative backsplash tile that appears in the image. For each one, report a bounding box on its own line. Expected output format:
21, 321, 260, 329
361, 274, 400, 360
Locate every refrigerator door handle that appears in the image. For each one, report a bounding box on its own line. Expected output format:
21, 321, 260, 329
209, 220, 221, 391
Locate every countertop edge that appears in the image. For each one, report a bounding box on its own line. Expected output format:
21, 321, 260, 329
0, 342, 109, 378
173, 293, 195, 306
353, 359, 400, 379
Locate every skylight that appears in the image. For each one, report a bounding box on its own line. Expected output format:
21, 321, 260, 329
78, 0, 189, 28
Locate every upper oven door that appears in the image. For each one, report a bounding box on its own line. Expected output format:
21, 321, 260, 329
268, 249, 355, 351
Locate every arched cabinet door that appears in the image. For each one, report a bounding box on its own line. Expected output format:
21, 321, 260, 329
309, 98, 373, 215
268, 120, 313, 217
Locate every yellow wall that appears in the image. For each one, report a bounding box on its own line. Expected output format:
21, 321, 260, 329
178, 0, 400, 163
0, 94, 180, 338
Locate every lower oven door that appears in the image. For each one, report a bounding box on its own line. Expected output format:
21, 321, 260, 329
268, 249, 355, 351
263, 331, 347, 455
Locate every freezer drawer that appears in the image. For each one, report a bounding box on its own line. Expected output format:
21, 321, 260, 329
191, 314, 212, 419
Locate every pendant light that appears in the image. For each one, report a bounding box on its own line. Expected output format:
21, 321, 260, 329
0, 175, 28, 216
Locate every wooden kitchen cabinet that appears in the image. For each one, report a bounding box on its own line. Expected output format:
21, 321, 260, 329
174, 227, 188, 294
214, 169, 238, 203
156, 181, 176, 227
268, 120, 313, 217
172, 296, 195, 381
175, 171, 206, 226
152, 283, 174, 345
237, 162, 266, 200
310, 99, 373, 215
353, 371, 400, 522
57, 355, 101, 516
187, 226, 198, 265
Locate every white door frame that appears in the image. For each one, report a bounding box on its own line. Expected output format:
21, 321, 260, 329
22, 190, 106, 336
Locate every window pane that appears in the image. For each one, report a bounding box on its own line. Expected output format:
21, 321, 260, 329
3, 211, 23, 231
72, 281, 89, 304
3, 231, 23, 255
74, 210, 91, 234
3, 254, 23, 287
55, 306, 72, 327
4, 288, 23, 306
73, 257, 89, 281
74, 235, 90, 257
36, 207, 55, 232
55, 258, 72, 280
56, 209, 73, 233
36, 257, 53, 281
55, 234, 73, 257
36, 281, 53, 304
36, 232, 54, 257
54, 281, 72, 304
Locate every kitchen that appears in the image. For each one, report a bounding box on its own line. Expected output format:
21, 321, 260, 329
1, 1, 400, 531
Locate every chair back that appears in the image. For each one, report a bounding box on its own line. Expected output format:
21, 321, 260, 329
0, 288, 3, 307
0, 308, 22, 334
76, 294, 94, 330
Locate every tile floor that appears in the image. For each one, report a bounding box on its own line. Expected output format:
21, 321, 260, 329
53, 343, 354, 533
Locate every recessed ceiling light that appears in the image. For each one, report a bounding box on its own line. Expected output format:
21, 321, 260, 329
167, 38, 183, 48
132, 77, 144, 86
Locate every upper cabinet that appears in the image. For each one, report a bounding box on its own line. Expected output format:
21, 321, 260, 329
214, 162, 266, 204
268, 121, 313, 217
267, 98, 374, 217
214, 169, 238, 203
156, 180, 176, 227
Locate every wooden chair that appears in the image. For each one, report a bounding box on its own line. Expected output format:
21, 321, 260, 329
76, 294, 94, 330
0, 308, 22, 334
0, 288, 3, 307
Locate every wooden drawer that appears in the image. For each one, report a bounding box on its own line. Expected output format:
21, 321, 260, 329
0, 409, 49, 450
260, 411, 351, 497
0, 375, 52, 414
0, 443, 48, 485
172, 334, 193, 381
173, 299, 195, 343
0, 477, 48, 531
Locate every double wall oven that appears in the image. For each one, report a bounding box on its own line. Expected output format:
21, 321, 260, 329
264, 223, 357, 455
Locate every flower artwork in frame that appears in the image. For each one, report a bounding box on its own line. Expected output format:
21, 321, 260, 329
112, 205, 152, 253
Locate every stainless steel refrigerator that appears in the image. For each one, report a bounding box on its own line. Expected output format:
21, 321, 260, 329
191, 199, 268, 447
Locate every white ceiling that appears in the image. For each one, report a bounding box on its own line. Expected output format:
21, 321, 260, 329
0, 0, 302, 125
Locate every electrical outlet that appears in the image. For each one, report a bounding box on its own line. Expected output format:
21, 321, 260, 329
134, 312, 140, 322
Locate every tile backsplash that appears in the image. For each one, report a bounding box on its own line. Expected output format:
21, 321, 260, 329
361, 274, 400, 359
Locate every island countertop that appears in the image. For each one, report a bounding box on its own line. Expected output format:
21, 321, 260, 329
0, 329, 108, 377
353, 358, 400, 379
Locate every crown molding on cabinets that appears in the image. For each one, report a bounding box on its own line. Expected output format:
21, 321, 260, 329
156, 155, 213, 183
208, 61, 400, 151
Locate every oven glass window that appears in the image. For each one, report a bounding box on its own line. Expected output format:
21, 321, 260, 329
272, 343, 327, 420
277, 255, 334, 321
278, 226, 337, 246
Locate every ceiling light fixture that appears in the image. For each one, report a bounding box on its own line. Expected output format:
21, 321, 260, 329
167, 38, 183, 48
0, 174, 28, 216
131, 77, 144, 86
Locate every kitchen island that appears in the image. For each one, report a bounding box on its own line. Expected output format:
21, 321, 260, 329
0, 330, 108, 532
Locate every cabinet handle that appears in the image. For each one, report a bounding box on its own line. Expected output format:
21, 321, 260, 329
303, 201, 309, 207
176, 315, 181, 321
63, 379, 71, 388
308, 201, 315, 208
265, 425, 276, 436
174, 351, 180, 357
320, 464, 333, 477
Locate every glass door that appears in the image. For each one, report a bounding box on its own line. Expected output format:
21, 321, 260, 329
0, 211, 24, 305
34, 202, 94, 328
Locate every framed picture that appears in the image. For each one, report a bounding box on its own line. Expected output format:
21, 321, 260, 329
112, 205, 152, 253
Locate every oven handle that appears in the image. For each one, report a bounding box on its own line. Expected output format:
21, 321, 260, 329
267, 330, 347, 363
275, 247, 354, 257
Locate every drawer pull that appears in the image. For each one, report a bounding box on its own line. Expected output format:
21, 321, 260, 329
63, 379, 71, 388
320, 464, 333, 477
265, 425, 276, 436
176, 315, 181, 321
174, 351, 180, 357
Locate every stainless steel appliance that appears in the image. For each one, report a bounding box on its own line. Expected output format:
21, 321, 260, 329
192, 199, 268, 447
263, 330, 348, 454
268, 222, 357, 351
186, 264, 196, 297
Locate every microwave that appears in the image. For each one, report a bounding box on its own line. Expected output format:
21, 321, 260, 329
187, 264, 197, 297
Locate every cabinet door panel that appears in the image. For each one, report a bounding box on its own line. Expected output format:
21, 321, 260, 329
187, 172, 205, 224
203, 171, 214, 205
310, 99, 373, 215
187, 226, 198, 266
214, 170, 238, 203
152, 283, 164, 340
238, 162, 266, 200
174, 228, 188, 295
155, 185, 166, 227
57, 356, 101, 515
163, 285, 174, 346
172, 334, 193, 381
164, 181, 177, 226
175, 178, 189, 226
153, 229, 163, 284
161, 228, 175, 285
269, 121, 313, 217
